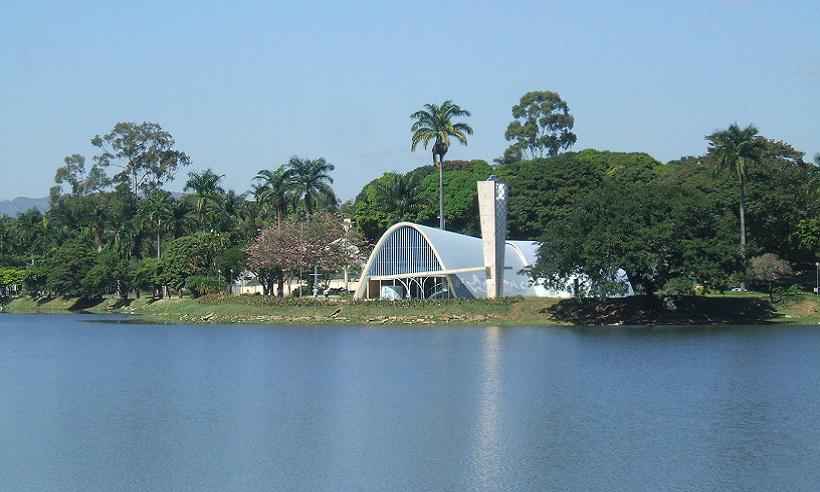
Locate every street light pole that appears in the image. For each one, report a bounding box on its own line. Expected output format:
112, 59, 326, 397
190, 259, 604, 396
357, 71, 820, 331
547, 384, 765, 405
815, 262, 819, 296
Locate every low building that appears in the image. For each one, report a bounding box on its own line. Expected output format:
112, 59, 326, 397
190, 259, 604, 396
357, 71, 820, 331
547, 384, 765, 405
354, 222, 545, 299
232, 273, 358, 297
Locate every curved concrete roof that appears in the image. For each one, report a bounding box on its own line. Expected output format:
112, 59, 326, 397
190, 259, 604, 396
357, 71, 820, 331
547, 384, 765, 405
356, 222, 547, 299
410, 223, 485, 272
507, 240, 540, 267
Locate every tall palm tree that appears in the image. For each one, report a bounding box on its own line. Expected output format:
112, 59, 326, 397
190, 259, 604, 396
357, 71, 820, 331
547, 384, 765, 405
184, 169, 225, 230
254, 166, 295, 229
706, 123, 766, 284
138, 190, 173, 258
374, 172, 424, 224
286, 157, 336, 216
410, 100, 473, 230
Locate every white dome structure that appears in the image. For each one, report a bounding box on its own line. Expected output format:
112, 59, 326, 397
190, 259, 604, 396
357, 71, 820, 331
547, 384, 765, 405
354, 179, 633, 301
354, 222, 549, 300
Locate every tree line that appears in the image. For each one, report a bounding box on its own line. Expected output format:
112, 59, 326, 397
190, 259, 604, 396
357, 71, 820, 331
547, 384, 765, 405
0, 121, 359, 302
1, 90, 819, 303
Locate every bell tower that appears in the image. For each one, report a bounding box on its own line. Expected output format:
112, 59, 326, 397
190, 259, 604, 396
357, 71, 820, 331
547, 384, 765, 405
477, 178, 509, 299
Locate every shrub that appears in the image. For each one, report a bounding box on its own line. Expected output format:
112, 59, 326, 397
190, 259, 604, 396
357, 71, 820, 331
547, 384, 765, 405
185, 276, 224, 298
659, 277, 695, 296
771, 284, 804, 305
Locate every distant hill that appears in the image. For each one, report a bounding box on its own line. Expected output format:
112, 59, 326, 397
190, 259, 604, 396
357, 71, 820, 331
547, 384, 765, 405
0, 197, 49, 217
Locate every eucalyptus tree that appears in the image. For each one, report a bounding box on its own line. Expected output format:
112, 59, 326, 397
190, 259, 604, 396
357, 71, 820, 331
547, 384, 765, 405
184, 169, 225, 230
705, 124, 766, 268
254, 166, 295, 229
410, 100, 473, 230
53, 154, 111, 197
504, 91, 576, 159
138, 190, 174, 258
286, 157, 337, 216
91, 122, 191, 195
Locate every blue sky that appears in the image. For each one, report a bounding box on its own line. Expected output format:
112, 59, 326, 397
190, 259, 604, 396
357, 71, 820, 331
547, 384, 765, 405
2, 0, 818, 201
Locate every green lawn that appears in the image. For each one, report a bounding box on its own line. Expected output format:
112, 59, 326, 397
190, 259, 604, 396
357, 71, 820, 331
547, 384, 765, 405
3, 292, 819, 326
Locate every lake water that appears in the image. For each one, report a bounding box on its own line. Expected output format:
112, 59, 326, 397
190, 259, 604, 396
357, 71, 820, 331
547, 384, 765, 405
1, 315, 820, 491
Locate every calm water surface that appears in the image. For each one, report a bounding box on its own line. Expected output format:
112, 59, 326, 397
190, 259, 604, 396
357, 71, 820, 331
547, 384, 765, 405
1, 314, 819, 491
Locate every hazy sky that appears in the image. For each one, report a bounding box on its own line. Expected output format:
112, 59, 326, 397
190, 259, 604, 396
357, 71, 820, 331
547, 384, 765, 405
2, 0, 818, 201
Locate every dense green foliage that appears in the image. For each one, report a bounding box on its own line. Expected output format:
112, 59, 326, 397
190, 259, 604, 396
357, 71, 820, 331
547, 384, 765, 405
503, 90, 576, 159
353, 142, 819, 295
45, 239, 98, 298
352, 160, 492, 241
1, 98, 818, 302
158, 232, 230, 292
0, 267, 26, 299
0, 122, 345, 301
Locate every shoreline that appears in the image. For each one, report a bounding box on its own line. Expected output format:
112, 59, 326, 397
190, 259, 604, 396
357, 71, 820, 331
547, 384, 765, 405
1, 296, 562, 326
3, 294, 820, 327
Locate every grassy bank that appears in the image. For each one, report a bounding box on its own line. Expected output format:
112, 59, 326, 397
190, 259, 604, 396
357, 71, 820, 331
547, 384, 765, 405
3, 293, 820, 326
1, 295, 561, 325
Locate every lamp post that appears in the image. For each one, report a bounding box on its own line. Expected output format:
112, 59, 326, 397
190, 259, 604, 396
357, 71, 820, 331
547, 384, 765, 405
815, 262, 819, 296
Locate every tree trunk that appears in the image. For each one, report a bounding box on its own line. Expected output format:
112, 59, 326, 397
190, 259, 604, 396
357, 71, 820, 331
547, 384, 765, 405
739, 175, 747, 290
95, 226, 104, 253
117, 280, 127, 301
436, 153, 445, 230
277, 275, 284, 298
156, 227, 161, 259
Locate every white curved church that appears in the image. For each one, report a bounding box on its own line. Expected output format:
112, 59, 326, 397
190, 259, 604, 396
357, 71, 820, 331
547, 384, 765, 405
354, 221, 550, 299
354, 179, 632, 300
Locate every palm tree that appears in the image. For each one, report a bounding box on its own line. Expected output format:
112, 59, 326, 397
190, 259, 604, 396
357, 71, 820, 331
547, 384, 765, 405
138, 190, 173, 258
410, 100, 473, 230
216, 190, 246, 232
374, 172, 424, 224
235, 198, 262, 241
286, 157, 336, 216
184, 169, 225, 230
85, 193, 111, 253
254, 166, 295, 229
170, 199, 192, 239
706, 123, 766, 285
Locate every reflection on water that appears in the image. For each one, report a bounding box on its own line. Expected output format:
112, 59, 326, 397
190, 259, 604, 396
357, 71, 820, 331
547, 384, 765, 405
2, 315, 820, 492
471, 326, 503, 489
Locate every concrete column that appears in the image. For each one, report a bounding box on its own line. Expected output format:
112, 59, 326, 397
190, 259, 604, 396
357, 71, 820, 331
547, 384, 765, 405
477, 180, 509, 299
